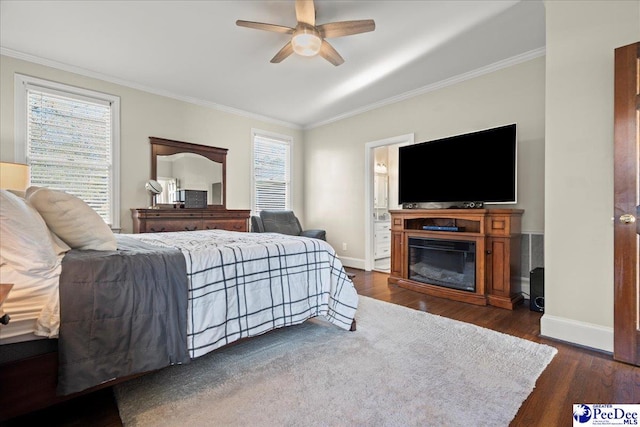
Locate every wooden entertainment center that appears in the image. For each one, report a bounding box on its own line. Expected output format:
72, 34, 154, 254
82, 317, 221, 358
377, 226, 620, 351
389, 208, 524, 309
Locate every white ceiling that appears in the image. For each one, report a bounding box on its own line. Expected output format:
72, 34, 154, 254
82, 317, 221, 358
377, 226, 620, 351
0, 0, 545, 129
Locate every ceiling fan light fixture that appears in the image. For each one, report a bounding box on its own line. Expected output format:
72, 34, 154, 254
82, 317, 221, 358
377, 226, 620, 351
291, 26, 322, 56
236, 0, 375, 65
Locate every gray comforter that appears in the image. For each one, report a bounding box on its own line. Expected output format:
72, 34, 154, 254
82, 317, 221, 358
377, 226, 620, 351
57, 235, 189, 395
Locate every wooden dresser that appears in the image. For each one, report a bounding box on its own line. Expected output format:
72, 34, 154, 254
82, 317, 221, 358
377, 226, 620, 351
134, 137, 251, 234
131, 208, 250, 233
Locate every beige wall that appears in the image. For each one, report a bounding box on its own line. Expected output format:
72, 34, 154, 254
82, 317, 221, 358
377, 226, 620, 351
0, 55, 304, 232
304, 57, 546, 264
541, 0, 639, 351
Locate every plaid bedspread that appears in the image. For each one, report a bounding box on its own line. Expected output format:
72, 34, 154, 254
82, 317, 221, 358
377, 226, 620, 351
128, 230, 358, 359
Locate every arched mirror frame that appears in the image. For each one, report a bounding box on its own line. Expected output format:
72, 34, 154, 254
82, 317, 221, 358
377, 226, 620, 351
150, 136, 227, 209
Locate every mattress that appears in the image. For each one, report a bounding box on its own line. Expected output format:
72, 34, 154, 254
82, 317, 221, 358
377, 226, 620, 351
0, 230, 358, 363
129, 230, 358, 358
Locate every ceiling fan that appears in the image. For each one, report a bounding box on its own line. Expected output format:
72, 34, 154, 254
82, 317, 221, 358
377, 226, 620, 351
236, 0, 375, 66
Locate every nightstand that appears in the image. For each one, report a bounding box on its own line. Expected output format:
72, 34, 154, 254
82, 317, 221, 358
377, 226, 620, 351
0, 283, 13, 325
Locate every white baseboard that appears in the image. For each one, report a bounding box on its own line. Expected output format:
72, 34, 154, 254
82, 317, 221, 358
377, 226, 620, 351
340, 258, 614, 353
342, 258, 614, 353
540, 314, 613, 353
340, 256, 365, 270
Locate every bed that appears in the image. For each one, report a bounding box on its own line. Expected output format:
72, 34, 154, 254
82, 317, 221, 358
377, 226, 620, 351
0, 188, 358, 420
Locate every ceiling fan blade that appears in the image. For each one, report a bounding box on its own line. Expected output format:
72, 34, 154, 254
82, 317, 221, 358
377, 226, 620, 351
271, 42, 295, 63
236, 20, 294, 34
317, 20, 376, 38
319, 40, 344, 66
295, 0, 315, 26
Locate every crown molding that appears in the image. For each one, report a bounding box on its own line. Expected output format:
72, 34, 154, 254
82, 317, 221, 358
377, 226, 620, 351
304, 47, 546, 130
2, 46, 545, 132
0, 47, 302, 130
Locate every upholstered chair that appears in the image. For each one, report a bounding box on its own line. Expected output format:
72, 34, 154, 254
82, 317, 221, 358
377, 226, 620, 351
251, 210, 326, 241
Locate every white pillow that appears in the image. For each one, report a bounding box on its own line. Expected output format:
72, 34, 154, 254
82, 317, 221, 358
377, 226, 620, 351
7, 187, 70, 255
6, 189, 26, 199
26, 187, 117, 251
50, 231, 72, 256
0, 190, 60, 272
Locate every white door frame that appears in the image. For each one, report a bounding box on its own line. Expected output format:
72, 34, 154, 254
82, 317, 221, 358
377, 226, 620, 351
364, 133, 414, 271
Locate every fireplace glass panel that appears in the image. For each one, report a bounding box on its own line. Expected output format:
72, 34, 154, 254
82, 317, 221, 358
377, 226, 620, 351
408, 238, 476, 292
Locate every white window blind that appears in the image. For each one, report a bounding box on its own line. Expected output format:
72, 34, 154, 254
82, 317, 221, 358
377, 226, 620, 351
252, 132, 291, 213
15, 75, 120, 228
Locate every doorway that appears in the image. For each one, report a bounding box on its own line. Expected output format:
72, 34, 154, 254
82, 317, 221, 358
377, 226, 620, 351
364, 134, 414, 272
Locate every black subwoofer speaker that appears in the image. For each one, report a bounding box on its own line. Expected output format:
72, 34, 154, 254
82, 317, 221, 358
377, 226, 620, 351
529, 267, 544, 312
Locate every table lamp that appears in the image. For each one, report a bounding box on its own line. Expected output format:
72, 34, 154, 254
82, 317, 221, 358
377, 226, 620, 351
0, 162, 29, 191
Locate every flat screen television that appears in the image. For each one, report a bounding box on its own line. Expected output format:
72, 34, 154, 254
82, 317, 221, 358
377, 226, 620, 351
399, 124, 517, 205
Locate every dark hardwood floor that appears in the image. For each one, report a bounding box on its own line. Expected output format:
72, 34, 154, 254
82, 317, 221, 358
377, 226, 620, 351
4, 269, 639, 427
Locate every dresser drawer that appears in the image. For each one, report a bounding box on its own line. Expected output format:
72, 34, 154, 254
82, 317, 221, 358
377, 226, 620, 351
203, 219, 247, 232
375, 231, 391, 242
374, 222, 390, 232
375, 244, 391, 259
140, 210, 200, 220
132, 208, 251, 234
146, 219, 201, 233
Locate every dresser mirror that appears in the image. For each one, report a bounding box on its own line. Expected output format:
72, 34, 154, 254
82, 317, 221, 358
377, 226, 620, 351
150, 137, 227, 209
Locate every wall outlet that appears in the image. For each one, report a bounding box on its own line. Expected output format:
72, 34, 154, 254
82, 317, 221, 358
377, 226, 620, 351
342, 243, 348, 251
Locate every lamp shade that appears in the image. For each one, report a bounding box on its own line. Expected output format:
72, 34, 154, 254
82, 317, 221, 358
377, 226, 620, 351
0, 162, 29, 191
291, 25, 322, 57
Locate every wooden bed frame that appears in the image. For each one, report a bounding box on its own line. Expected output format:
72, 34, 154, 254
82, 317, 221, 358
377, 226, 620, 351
0, 350, 136, 421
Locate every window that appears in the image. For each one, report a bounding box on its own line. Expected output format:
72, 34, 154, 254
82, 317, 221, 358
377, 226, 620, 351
252, 130, 292, 214
15, 75, 120, 228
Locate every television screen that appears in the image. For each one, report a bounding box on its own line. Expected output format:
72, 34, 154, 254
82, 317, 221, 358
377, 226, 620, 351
399, 124, 517, 204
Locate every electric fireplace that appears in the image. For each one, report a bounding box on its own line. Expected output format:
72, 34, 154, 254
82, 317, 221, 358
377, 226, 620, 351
408, 237, 476, 292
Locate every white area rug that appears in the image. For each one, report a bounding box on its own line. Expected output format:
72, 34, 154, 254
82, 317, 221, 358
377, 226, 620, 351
115, 296, 557, 426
